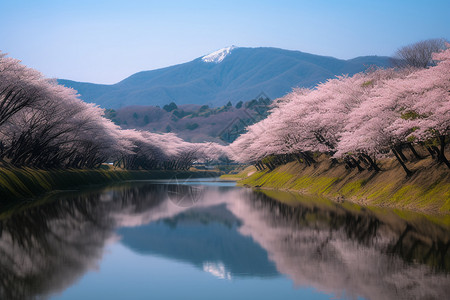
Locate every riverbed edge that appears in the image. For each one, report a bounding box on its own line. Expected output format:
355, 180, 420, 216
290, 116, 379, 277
222, 158, 450, 215
0, 167, 221, 202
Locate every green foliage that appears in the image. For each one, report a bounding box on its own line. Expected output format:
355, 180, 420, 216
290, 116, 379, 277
361, 80, 374, 87
216, 105, 233, 113
103, 108, 117, 118
163, 102, 178, 112
219, 121, 250, 143
173, 109, 189, 119
199, 105, 209, 112
257, 96, 271, 105
185, 123, 199, 130
103, 109, 121, 125
245, 99, 258, 109
261, 155, 275, 165
109, 96, 272, 143
401, 110, 428, 120
244, 97, 272, 119
407, 135, 417, 142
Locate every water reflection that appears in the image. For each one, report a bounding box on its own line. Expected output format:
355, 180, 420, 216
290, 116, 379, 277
118, 203, 278, 278
238, 191, 450, 299
0, 184, 166, 300
0, 181, 448, 300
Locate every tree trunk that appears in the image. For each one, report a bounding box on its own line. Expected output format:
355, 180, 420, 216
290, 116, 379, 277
392, 147, 413, 176
395, 145, 408, 162
361, 153, 381, 172
407, 143, 422, 160
264, 163, 273, 170
350, 156, 364, 172
301, 152, 316, 165
258, 161, 265, 170
426, 146, 436, 158
344, 156, 354, 169
358, 155, 371, 169
294, 153, 303, 165
298, 152, 311, 166
421, 141, 436, 158
438, 136, 450, 169
330, 157, 339, 166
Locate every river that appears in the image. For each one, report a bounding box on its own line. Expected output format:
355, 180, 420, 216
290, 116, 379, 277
0, 178, 449, 299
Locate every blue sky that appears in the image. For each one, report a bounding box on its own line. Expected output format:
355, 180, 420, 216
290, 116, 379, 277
1, 0, 449, 83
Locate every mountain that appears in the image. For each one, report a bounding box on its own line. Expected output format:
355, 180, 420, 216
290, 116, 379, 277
104, 97, 271, 143
58, 47, 391, 108
118, 204, 278, 278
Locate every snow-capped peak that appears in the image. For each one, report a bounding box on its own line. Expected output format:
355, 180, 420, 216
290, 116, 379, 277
202, 46, 237, 63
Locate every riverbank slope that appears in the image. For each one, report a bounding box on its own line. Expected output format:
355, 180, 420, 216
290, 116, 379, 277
0, 167, 220, 202
226, 155, 450, 214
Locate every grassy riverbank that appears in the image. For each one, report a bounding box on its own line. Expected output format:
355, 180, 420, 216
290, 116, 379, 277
225, 155, 450, 214
0, 166, 220, 202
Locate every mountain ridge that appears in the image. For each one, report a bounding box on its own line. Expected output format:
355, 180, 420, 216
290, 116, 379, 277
58, 47, 391, 108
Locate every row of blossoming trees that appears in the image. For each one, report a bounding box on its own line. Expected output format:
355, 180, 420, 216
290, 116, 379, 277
0, 52, 226, 170
228, 47, 450, 176
1, 47, 449, 173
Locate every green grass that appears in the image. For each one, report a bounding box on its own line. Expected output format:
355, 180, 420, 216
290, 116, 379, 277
236, 166, 449, 215
221, 173, 248, 180
340, 179, 365, 196
240, 170, 294, 189
240, 171, 339, 195
291, 176, 339, 194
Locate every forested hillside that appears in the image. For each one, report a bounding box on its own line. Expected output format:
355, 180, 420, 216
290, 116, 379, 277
104, 97, 271, 143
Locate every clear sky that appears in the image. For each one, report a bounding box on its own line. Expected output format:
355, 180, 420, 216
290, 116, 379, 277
1, 0, 449, 84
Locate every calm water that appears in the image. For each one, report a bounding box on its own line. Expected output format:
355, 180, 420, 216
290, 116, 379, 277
0, 178, 449, 300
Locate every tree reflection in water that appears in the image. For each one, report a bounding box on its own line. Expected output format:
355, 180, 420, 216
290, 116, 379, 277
0, 183, 166, 300
0, 182, 448, 300
235, 190, 450, 299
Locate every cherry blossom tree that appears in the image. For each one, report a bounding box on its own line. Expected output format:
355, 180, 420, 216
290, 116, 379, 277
2, 48, 448, 175
228, 45, 449, 176
0, 52, 46, 127
0, 52, 214, 170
